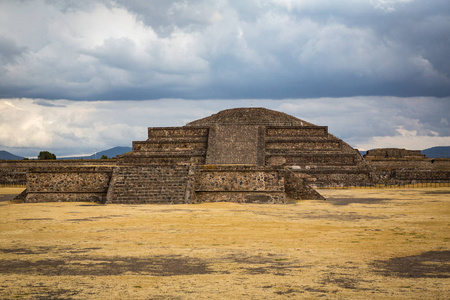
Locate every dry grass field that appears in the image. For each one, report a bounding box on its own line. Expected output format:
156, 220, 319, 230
0, 187, 449, 299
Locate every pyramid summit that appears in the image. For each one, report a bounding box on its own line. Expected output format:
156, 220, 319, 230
186, 107, 315, 126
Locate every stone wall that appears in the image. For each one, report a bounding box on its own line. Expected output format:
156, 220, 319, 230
299, 169, 374, 187
364, 152, 450, 184
193, 165, 286, 203
284, 170, 325, 200
265, 140, 342, 151
147, 127, 209, 138
365, 159, 450, 170
25, 166, 114, 203
267, 154, 356, 166
365, 148, 425, 159
133, 140, 207, 152
392, 170, 450, 181
118, 155, 204, 165
195, 166, 284, 192
0, 159, 116, 185
205, 124, 265, 165
266, 126, 328, 137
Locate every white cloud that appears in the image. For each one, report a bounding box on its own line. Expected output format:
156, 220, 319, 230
0, 100, 52, 148
396, 126, 417, 137
0, 99, 144, 155
357, 124, 450, 151
370, 0, 414, 12
357, 135, 450, 151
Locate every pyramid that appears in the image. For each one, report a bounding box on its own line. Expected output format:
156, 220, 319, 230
106, 108, 373, 204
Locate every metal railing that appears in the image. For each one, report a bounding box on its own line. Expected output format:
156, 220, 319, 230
318, 181, 450, 189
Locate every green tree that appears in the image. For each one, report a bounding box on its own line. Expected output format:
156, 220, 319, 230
101, 155, 109, 159
38, 151, 56, 160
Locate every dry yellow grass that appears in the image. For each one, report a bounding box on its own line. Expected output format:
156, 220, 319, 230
0, 187, 25, 202
0, 187, 449, 299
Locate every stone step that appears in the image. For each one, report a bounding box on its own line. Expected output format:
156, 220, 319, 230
106, 165, 192, 204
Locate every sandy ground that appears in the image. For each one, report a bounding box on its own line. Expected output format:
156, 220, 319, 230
0, 187, 449, 299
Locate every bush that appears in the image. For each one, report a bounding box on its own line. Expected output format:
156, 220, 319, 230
38, 151, 56, 160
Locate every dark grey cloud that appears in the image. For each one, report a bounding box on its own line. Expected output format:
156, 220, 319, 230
0, 36, 26, 62
0, 0, 449, 100
33, 100, 66, 107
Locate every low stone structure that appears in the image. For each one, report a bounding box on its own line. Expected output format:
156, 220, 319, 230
26, 166, 114, 203
1, 107, 449, 204
364, 148, 450, 184
0, 159, 116, 186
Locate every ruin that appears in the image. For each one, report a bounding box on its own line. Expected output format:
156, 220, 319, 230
1, 107, 449, 204
104, 107, 373, 204
364, 148, 450, 184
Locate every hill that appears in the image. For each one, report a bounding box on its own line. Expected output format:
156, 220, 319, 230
61, 146, 132, 159
88, 146, 132, 159
0, 150, 24, 160
422, 146, 450, 158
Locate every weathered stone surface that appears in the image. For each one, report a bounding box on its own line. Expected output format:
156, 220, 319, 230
106, 165, 193, 204
365, 148, 425, 159
147, 127, 209, 138
194, 191, 286, 203
266, 126, 328, 137
205, 124, 264, 165
284, 170, 326, 200
186, 107, 315, 126
0, 160, 116, 185
24, 166, 114, 203
364, 148, 450, 183
192, 165, 287, 203
195, 167, 283, 192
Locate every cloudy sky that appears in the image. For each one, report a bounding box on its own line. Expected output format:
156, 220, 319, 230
1, 0, 449, 157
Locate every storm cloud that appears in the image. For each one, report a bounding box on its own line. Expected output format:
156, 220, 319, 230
1, 0, 449, 100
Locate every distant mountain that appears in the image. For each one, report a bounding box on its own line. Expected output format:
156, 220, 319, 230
0, 150, 24, 160
89, 146, 132, 159
422, 146, 450, 158
61, 146, 132, 159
